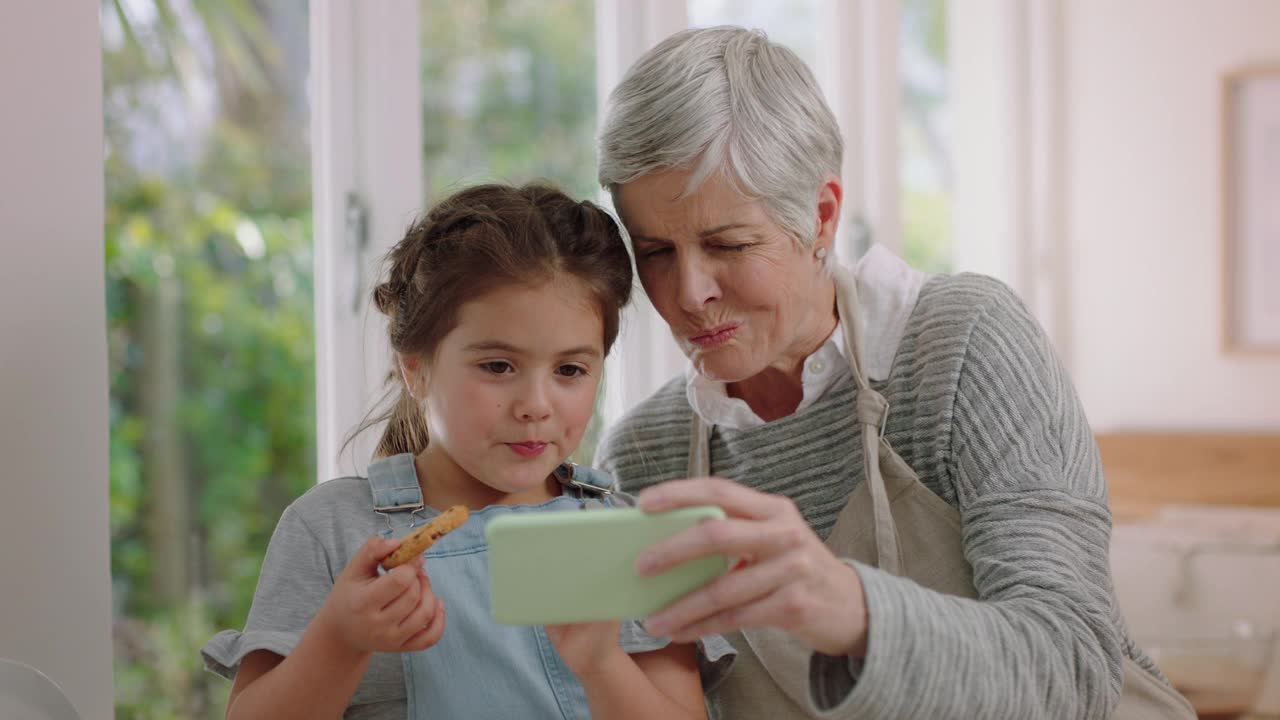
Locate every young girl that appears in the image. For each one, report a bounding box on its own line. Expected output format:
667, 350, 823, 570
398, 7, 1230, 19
201, 184, 734, 719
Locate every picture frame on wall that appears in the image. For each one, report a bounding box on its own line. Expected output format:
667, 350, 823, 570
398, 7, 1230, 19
1223, 64, 1280, 354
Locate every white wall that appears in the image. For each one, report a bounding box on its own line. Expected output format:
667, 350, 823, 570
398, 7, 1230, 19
1063, 0, 1280, 430
0, 2, 116, 718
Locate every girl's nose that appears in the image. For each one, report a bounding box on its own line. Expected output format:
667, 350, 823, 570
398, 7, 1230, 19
513, 379, 552, 422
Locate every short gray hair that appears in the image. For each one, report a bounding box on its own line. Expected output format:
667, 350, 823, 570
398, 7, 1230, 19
599, 26, 843, 247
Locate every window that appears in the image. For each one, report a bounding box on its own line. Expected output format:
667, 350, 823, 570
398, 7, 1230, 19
900, 0, 952, 272
102, 1, 312, 717
420, 0, 599, 202
687, 0, 821, 69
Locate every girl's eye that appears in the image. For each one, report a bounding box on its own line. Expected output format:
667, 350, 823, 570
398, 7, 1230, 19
556, 365, 588, 378
480, 361, 514, 375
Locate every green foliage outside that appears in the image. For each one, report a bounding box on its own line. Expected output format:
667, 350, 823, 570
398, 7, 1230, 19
901, 188, 952, 273
420, 0, 599, 203
104, 1, 315, 716
901, 0, 952, 273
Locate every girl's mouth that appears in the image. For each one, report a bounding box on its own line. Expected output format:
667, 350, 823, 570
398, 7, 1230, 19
506, 442, 548, 458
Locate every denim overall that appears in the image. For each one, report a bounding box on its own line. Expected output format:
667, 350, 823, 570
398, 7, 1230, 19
367, 453, 620, 720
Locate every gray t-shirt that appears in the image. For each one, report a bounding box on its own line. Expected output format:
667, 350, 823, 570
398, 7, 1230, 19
202, 475, 736, 719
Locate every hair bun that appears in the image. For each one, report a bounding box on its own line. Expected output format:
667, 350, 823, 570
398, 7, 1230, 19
372, 279, 408, 317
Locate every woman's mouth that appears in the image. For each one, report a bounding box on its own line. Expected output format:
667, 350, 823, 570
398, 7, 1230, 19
689, 323, 739, 348
506, 441, 548, 458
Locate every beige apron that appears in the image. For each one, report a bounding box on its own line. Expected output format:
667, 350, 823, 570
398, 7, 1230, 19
687, 265, 1195, 719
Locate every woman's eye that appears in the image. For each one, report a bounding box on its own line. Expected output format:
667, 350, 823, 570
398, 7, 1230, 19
637, 247, 671, 259
714, 243, 749, 253
556, 365, 587, 378
480, 361, 514, 375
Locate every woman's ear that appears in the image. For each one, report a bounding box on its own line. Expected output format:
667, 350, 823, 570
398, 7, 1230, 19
398, 353, 427, 399
814, 174, 842, 261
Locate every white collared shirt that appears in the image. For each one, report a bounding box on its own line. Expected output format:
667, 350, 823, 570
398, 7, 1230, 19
685, 245, 929, 429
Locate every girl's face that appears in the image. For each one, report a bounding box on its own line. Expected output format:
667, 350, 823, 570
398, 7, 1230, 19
408, 278, 605, 504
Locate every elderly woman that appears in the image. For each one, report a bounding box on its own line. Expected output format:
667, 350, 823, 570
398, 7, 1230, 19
594, 27, 1193, 720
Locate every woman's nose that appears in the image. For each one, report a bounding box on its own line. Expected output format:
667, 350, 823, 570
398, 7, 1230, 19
674, 252, 721, 313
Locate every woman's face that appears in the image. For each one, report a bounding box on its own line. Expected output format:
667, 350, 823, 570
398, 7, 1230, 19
615, 168, 839, 383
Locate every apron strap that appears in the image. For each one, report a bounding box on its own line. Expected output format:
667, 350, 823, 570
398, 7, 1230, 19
835, 263, 904, 576
832, 264, 873, 394
855, 389, 903, 574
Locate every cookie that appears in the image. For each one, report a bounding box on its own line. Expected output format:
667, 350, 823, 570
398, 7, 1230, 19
382, 505, 470, 569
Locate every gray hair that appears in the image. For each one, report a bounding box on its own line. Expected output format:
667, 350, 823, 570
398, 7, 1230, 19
598, 26, 843, 247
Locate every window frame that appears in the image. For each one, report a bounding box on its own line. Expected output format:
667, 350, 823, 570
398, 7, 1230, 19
949, 0, 1066, 354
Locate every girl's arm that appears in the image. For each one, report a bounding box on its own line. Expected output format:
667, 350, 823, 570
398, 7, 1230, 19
225, 617, 371, 720
578, 642, 708, 720
547, 621, 707, 720
226, 537, 445, 720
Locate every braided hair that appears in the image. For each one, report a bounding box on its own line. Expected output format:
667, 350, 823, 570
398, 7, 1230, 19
348, 184, 633, 460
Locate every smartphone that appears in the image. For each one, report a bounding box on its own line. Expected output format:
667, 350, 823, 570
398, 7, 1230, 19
485, 506, 728, 626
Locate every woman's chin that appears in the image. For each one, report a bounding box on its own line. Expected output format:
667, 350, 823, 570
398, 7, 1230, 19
692, 351, 762, 384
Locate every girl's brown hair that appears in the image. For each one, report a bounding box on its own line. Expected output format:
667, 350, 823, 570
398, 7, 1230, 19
350, 183, 633, 460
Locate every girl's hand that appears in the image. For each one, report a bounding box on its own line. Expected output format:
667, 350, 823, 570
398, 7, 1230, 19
635, 478, 869, 657
545, 620, 625, 678
317, 536, 447, 655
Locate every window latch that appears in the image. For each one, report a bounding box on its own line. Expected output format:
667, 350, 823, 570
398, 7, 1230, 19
345, 192, 370, 314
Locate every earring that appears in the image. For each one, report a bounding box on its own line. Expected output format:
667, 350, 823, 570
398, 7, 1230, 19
816, 247, 828, 261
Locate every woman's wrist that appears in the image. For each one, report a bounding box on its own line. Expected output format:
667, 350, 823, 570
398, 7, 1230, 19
841, 560, 870, 658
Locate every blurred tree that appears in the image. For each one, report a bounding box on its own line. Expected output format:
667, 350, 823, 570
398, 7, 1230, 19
420, 0, 598, 202
104, 1, 313, 717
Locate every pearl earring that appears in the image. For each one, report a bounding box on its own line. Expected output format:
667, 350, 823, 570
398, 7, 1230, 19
816, 247, 828, 261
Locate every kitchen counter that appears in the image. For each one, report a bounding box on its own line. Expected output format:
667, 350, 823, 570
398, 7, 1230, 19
1111, 504, 1280, 718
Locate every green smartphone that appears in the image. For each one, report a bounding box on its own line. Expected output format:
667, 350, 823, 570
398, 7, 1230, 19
485, 506, 729, 626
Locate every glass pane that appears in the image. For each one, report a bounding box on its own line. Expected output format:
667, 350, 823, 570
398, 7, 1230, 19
900, 0, 953, 272
687, 0, 821, 70
102, 1, 313, 717
418, 0, 606, 464
420, 0, 598, 201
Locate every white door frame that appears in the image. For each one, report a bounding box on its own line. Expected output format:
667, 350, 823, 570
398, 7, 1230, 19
950, 0, 1066, 358
312, 0, 423, 480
